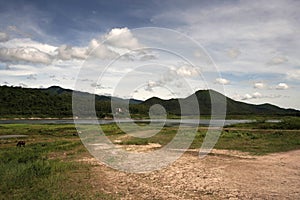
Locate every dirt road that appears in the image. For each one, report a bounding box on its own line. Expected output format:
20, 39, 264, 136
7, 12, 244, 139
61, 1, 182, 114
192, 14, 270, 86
84, 148, 300, 199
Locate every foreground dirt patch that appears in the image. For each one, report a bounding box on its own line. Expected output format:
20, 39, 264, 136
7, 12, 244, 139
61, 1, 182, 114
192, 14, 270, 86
84, 148, 300, 199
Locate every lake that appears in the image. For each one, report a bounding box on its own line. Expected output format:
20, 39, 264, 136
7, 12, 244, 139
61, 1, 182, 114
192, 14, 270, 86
0, 119, 253, 126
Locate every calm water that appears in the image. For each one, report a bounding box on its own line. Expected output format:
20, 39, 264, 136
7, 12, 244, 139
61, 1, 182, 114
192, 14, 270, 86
0, 119, 253, 126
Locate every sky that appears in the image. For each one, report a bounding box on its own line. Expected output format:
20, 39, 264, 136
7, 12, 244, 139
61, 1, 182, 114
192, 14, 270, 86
0, 0, 299, 110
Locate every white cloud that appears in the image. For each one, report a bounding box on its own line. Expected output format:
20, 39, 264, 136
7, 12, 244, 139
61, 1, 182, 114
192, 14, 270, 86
236, 92, 280, 100
267, 56, 288, 65
140, 64, 200, 93
276, 83, 289, 90
227, 48, 241, 59
0, 28, 142, 64
254, 82, 265, 89
2, 38, 56, 54
87, 38, 119, 59
104, 27, 141, 50
252, 92, 262, 98
56, 45, 87, 60
0, 47, 52, 64
150, 0, 300, 78
153, 1, 299, 42
0, 38, 55, 64
174, 64, 200, 77
144, 80, 158, 92
0, 32, 9, 42
287, 69, 300, 81
242, 93, 253, 100
119, 49, 157, 61
215, 78, 230, 85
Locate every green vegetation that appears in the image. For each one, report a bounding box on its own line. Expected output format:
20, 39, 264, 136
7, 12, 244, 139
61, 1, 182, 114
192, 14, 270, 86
225, 117, 300, 130
0, 85, 299, 119
215, 130, 300, 154
0, 124, 116, 200
142, 90, 300, 116
99, 120, 300, 154
106, 126, 300, 154
0, 121, 300, 198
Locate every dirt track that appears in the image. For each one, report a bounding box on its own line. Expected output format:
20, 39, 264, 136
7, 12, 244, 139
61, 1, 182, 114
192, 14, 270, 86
85, 148, 300, 199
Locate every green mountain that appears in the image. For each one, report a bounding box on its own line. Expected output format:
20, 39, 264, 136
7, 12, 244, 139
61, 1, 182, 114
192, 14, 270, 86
142, 90, 300, 116
0, 85, 299, 118
0, 85, 143, 118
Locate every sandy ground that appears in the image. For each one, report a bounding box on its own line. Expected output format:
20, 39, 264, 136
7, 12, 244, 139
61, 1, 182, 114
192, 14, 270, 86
81, 147, 300, 199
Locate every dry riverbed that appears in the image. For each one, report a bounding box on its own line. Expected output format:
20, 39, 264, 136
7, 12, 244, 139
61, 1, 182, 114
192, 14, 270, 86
81, 147, 300, 199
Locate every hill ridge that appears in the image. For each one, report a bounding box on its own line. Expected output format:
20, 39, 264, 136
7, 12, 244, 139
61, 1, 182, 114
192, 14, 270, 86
0, 85, 299, 118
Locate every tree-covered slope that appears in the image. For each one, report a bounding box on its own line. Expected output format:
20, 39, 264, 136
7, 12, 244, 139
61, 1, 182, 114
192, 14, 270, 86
142, 90, 300, 116
0, 85, 299, 118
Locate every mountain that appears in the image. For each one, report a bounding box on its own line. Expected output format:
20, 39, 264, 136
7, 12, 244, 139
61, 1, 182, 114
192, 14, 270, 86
0, 85, 299, 118
142, 90, 300, 116
0, 85, 139, 118
43, 86, 142, 104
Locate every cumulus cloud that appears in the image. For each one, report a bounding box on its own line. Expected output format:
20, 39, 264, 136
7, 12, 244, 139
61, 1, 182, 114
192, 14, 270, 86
0, 32, 9, 42
286, 70, 300, 81
241, 93, 253, 100
254, 82, 265, 89
252, 92, 263, 98
174, 64, 200, 77
3, 38, 56, 53
87, 38, 119, 59
104, 27, 141, 49
3, 27, 141, 63
55, 38, 120, 61
0, 47, 52, 64
142, 63, 201, 93
144, 80, 159, 92
227, 48, 241, 59
243, 93, 276, 100
56, 45, 87, 60
215, 78, 230, 85
0, 27, 143, 64
267, 56, 288, 65
155, 63, 201, 86
120, 49, 157, 61
234, 92, 280, 101
276, 83, 289, 90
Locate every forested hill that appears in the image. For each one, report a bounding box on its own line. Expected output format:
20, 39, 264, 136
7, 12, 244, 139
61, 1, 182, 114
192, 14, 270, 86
142, 90, 300, 116
0, 85, 299, 118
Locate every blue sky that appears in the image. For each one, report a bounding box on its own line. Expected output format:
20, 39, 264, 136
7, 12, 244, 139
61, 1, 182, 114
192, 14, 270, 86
0, 0, 299, 109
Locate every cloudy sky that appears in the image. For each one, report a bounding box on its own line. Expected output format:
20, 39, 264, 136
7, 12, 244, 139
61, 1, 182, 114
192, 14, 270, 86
0, 0, 299, 109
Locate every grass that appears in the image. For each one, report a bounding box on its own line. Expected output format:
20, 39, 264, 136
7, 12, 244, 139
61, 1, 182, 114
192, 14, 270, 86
104, 119, 300, 155
215, 130, 300, 154
0, 120, 300, 199
0, 124, 117, 200
225, 116, 300, 130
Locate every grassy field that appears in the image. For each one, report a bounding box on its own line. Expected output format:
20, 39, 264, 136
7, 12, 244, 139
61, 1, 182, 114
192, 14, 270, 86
0, 124, 116, 200
225, 116, 300, 130
101, 118, 300, 154
0, 118, 300, 199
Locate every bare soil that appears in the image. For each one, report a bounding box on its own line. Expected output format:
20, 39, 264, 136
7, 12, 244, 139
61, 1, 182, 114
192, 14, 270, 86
82, 147, 300, 199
